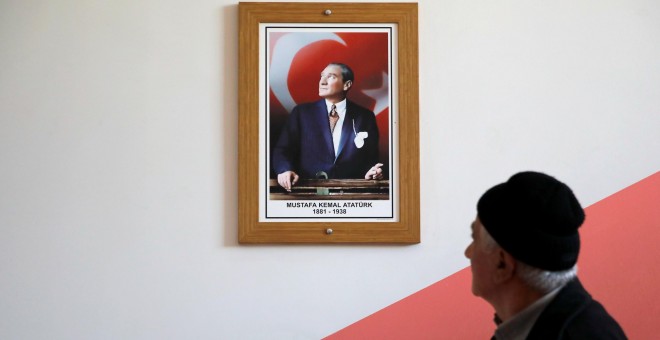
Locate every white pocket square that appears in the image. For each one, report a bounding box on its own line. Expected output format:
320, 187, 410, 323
354, 131, 368, 148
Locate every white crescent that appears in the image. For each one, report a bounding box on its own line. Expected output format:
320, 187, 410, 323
270, 33, 347, 113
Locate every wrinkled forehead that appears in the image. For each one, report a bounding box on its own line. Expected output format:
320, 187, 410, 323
471, 218, 485, 238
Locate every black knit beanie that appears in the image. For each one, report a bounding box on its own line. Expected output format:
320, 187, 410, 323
477, 171, 585, 271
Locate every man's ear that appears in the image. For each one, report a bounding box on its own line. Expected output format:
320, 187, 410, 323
343, 80, 353, 91
493, 249, 516, 284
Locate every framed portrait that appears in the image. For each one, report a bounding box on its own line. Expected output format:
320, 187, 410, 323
238, 2, 419, 243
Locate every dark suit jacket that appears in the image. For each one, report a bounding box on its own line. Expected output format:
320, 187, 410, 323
272, 99, 379, 179
526, 278, 627, 339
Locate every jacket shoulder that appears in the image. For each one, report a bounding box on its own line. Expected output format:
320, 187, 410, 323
529, 279, 626, 340
562, 300, 627, 339
347, 100, 375, 116
293, 100, 324, 112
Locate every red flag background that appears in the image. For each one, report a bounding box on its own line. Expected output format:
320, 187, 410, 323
268, 31, 391, 179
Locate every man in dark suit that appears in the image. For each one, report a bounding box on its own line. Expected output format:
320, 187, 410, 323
466, 171, 626, 339
272, 62, 383, 191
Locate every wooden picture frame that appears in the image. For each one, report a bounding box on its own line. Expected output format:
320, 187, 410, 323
238, 2, 419, 243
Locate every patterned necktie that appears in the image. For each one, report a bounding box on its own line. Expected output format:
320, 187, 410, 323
329, 104, 339, 133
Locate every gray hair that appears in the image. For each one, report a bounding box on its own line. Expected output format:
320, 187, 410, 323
479, 223, 577, 293
327, 62, 354, 83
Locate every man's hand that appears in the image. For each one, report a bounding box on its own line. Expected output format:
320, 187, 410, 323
277, 171, 299, 192
364, 163, 384, 180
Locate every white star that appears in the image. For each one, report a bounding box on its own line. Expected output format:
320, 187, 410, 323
361, 72, 389, 115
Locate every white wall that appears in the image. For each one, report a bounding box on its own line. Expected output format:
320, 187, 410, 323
1, 0, 658, 339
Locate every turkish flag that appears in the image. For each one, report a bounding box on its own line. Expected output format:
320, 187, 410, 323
268, 31, 391, 178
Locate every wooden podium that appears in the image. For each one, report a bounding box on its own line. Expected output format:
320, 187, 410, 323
269, 179, 390, 200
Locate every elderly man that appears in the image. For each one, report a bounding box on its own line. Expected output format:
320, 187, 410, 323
272, 62, 383, 191
465, 171, 626, 339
